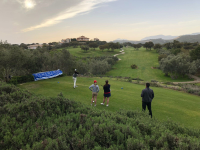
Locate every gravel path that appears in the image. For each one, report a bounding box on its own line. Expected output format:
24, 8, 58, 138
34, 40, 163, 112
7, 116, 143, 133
173, 74, 200, 84
113, 48, 125, 61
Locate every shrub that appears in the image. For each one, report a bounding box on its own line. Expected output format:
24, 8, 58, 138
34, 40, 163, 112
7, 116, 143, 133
158, 54, 167, 61
6, 74, 34, 85
131, 64, 137, 69
128, 77, 132, 82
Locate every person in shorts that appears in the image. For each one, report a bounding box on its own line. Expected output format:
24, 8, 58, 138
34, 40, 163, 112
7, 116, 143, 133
101, 80, 111, 107
89, 80, 99, 106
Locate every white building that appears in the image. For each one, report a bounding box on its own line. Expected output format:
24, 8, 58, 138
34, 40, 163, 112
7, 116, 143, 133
61, 38, 71, 43
94, 38, 100, 41
77, 36, 89, 41
27, 44, 42, 49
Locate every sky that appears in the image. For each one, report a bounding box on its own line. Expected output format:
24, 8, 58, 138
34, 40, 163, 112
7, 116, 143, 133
1, 0, 200, 44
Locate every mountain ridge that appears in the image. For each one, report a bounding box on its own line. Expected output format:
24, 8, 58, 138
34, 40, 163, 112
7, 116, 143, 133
113, 32, 200, 44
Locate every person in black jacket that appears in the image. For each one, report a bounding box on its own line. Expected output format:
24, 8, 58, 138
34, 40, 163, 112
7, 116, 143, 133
141, 83, 154, 118
73, 69, 79, 89
101, 80, 111, 107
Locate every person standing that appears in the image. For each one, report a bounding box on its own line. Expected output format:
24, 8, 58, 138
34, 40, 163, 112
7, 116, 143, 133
73, 69, 79, 89
89, 80, 100, 106
101, 80, 111, 107
141, 83, 154, 118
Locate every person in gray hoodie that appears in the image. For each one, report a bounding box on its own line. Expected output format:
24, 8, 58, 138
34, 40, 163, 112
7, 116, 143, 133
89, 80, 100, 106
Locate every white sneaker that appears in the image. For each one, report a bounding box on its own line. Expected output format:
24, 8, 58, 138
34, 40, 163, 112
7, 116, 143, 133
94, 104, 96, 107
93, 101, 94, 103
106, 104, 109, 107
101, 103, 104, 105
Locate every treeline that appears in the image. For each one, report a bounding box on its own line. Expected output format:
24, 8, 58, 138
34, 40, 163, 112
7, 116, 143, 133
17, 40, 123, 52
1, 83, 200, 149
123, 40, 199, 51
0, 42, 118, 82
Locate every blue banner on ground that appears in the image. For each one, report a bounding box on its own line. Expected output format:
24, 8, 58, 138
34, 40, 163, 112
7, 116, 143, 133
32, 69, 63, 81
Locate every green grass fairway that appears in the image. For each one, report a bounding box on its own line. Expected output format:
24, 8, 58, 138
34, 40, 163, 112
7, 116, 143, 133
56, 47, 121, 57
19, 76, 200, 128
106, 47, 192, 82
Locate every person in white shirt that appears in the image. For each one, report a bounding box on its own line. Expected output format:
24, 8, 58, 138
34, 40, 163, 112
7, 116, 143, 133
73, 69, 79, 89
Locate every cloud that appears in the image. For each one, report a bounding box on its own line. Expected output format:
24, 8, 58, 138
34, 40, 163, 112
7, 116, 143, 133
22, 0, 117, 32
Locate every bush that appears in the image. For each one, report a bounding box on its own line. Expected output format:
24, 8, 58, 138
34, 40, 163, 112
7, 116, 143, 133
8, 74, 34, 85
170, 48, 181, 55
158, 54, 167, 61
90, 60, 111, 75
131, 64, 137, 69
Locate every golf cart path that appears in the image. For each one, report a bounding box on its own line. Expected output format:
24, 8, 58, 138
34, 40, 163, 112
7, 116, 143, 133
173, 74, 200, 84
113, 48, 125, 61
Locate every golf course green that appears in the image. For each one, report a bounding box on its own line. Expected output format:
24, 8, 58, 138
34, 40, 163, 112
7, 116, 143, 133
19, 76, 200, 128
106, 47, 192, 82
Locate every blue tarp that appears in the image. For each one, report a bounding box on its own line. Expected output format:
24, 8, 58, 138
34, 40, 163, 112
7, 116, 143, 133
32, 69, 63, 81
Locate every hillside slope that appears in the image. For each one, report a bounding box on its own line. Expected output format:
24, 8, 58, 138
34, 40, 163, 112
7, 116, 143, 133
106, 47, 191, 82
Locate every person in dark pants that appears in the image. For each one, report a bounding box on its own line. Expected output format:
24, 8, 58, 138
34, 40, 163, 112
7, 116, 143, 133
141, 83, 154, 118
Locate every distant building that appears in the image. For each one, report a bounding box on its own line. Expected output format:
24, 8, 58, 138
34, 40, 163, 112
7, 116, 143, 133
94, 38, 100, 41
27, 44, 42, 49
61, 38, 71, 43
77, 36, 89, 41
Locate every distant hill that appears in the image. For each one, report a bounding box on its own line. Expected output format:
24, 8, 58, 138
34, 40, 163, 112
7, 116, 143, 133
141, 35, 178, 41
175, 34, 200, 43
113, 33, 200, 44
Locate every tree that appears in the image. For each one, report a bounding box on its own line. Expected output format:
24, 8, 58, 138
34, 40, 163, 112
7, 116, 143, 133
164, 43, 173, 50
190, 46, 200, 61
109, 42, 119, 51
89, 42, 98, 50
104, 43, 110, 51
71, 38, 77, 41
99, 45, 105, 52
143, 42, 149, 50
159, 54, 191, 79
81, 45, 89, 52
70, 41, 79, 48
0, 44, 26, 81
20, 43, 28, 49
153, 44, 162, 50
148, 42, 154, 50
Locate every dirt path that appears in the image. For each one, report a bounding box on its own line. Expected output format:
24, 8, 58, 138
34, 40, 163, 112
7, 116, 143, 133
113, 48, 125, 61
173, 74, 200, 84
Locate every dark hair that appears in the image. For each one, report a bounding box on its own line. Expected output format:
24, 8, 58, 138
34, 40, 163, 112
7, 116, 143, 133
104, 80, 109, 87
146, 83, 150, 88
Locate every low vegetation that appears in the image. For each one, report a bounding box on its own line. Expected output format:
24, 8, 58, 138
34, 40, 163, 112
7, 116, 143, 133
1, 82, 200, 149
131, 64, 137, 69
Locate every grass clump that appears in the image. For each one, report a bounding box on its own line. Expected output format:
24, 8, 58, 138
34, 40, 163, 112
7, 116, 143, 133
131, 64, 137, 69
